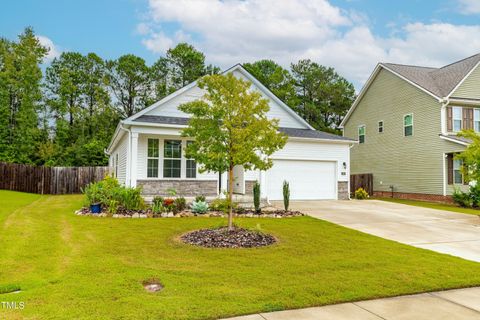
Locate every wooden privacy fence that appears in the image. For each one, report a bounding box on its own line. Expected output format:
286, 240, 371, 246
350, 173, 373, 196
0, 162, 110, 194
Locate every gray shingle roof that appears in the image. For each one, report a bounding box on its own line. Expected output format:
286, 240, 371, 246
440, 134, 471, 145
133, 115, 355, 142
383, 54, 480, 98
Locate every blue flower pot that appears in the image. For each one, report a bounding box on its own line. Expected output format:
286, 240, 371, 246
90, 203, 101, 214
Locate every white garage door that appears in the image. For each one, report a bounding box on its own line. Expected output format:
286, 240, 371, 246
266, 160, 337, 200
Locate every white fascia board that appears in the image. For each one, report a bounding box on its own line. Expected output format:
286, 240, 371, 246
446, 61, 480, 99
439, 135, 469, 146
288, 136, 357, 144
106, 122, 126, 154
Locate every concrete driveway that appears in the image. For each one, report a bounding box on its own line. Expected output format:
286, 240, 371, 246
275, 200, 480, 262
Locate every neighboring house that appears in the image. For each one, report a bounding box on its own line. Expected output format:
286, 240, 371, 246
107, 64, 355, 201
341, 54, 480, 201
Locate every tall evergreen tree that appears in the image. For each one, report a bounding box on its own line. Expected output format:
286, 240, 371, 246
0, 27, 47, 163
106, 54, 152, 118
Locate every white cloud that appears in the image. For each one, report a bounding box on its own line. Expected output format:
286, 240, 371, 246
458, 0, 480, 14
37, 35, 61, 61
140, 0, 480, 89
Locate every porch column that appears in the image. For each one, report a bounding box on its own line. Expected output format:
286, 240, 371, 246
130, 132, 139, 188
220, 171, 228, 197
442, 153, 447, 196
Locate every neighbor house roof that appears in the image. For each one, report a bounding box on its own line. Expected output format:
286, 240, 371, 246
340, 53, 480, 128
383, 53, 480, 98
132, 115, 355, 142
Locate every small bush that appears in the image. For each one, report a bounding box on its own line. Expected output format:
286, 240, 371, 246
453, 188, 473, 208
82, 182, 101, 205
354, 187, 369, 200
195, 195, 206, 202
468, 183, 480, 208
253, 181, 261, 213
283, 180, 290, 211
191, 201, 208, 214
118, 187, 144, 210
174, 197, 187, 213
209, 197, 238, 213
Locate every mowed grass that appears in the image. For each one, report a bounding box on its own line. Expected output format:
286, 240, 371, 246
1, 191, 480, 320
379, 197, 480, 216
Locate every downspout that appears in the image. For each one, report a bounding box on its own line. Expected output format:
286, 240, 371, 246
118, 122, 132, 187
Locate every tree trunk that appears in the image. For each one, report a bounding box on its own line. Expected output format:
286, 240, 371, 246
228, 164, 234, 231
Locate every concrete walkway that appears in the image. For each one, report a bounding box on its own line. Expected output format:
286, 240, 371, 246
278, 200, 480, 262
224, 287, 480, 320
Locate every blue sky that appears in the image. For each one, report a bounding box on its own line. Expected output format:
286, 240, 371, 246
2, 0, 480, 88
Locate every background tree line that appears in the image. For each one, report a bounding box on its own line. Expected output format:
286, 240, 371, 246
0, 27, 355, 167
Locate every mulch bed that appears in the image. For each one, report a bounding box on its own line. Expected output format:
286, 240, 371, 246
181, 227, 276, 248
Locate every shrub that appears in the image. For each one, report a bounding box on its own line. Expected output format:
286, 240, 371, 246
118, 187, 144, 210
253, 181, 261, 213
283, 180, 290, 211
468, 183, 480, 208
82, 182, 101, 205
191, 201, 208, 214
195, 195, 206, 202
453, 188, 473, 208
174, 197, 187, 213
354, 187, 369, 200
209, 197, 238, 213
151, 196, 165, 214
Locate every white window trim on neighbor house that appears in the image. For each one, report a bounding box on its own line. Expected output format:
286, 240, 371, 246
358, 125, 365, 143
378, 120, 384, 133
453, 158, 463, 185
452, 106, 463, 132
404, 113, 413, 137
475, 109, 480, 132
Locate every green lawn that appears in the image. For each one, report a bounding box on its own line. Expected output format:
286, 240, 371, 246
1, 192, 480, 320
379, 197, 480, 216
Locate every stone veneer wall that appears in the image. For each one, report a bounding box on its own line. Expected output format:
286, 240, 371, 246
137, 180, 218, 196
338, 181, 349, 200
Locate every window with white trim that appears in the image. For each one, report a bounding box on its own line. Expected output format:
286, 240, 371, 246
358, 125, 365, 143
378, 121, 384, 133
147, 139, 159, 178
453, 107, 462, 132
163, 140, 181, 178
404, 114, 413, 136
453, 159, 463, 184
186, 141, 196, 178
474, 109, 480, 132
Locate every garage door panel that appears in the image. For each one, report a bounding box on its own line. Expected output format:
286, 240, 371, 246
266, 160, 336, 200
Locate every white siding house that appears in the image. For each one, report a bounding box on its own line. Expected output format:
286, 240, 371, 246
107, 64, 355, 201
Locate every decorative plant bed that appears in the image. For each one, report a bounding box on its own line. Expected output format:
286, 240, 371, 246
181, 226, 276, 248
75, 208, 304, 219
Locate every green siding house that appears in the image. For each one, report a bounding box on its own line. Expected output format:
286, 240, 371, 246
341, 54, 480, 201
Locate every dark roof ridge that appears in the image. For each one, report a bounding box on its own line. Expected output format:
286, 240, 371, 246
437, 53, 480, 70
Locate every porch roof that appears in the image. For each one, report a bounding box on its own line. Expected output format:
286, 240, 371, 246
133, 115, 355, 142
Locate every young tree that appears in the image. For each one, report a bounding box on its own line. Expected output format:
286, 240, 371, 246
179, 73, 287, 230
455, 130, 480, 183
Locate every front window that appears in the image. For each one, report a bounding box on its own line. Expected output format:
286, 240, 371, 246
163, 140, 181, 178
186, 141, 196, 178
453, 159, 463, 184
474, 109, 480, 132
453, 107, 462, 132
358, 125, 365, 144
147, 139, 159, 178
404, 114, 413, 136
378, 121, 383, 133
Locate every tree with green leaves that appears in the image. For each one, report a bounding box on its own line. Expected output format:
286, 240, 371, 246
455, 130, 480, 183
165, 43, 207, 89
106, 54, 152, 118
0, 27, 47, 164
244, 60, 298, 108
179, 73, 287, 230
291, 59, 355, 133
